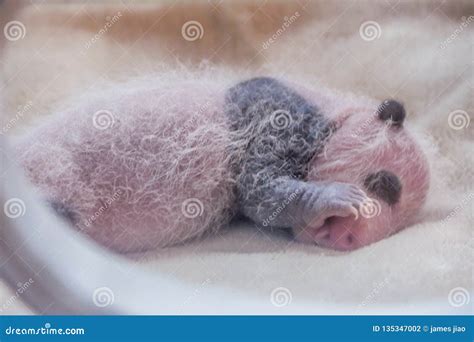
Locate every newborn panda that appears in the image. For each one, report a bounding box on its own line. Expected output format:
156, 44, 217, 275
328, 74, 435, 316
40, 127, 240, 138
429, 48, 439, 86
15, 75, 430, 253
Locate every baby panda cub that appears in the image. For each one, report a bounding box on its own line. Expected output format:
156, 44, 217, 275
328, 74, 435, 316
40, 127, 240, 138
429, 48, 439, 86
15, 76, 429, 253
226, 77, 429, 251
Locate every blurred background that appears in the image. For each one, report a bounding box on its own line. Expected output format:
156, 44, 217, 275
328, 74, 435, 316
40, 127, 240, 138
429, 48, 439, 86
0, 0, 472, 315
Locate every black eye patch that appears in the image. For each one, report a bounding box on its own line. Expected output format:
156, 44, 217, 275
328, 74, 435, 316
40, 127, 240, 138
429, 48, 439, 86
363, 170, 402, 205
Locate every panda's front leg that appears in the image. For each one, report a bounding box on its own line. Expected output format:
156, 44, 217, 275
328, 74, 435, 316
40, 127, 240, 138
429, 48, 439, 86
239, 175, 367, 246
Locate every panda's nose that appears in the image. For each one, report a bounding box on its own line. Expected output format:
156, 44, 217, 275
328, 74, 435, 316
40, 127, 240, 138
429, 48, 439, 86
313, 216, 361, 251
377, 100, 405, 127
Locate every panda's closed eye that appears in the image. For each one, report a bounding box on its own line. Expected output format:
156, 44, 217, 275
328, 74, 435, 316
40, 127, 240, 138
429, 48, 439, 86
363, 170, 402, 205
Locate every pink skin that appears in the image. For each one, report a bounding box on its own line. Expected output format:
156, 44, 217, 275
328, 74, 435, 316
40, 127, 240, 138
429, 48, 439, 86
16, 82, 237, 253
15, 78, 430, 253
293, 104, 430, 251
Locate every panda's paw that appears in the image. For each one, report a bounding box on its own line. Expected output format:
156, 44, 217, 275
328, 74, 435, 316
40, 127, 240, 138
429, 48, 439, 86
296, 181, 367, 229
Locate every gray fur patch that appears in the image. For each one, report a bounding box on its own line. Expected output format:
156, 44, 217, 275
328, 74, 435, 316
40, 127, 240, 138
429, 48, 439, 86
225, 77, 334, 224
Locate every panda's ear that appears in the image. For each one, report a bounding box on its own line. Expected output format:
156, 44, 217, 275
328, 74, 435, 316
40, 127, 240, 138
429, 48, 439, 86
377, 100, 405, 127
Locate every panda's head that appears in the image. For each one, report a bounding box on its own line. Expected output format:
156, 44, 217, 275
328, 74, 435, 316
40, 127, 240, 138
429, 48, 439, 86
301, 100, 430, 251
